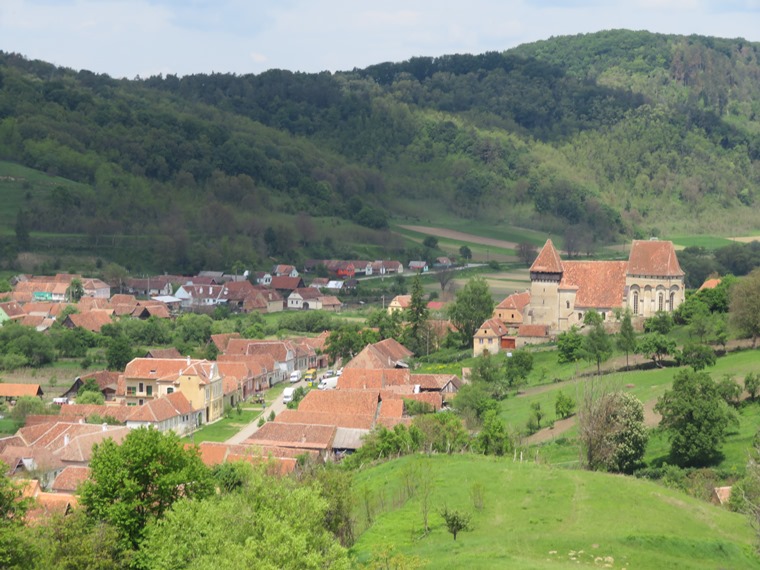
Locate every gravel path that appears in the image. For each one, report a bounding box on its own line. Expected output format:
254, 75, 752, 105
398, 225, 520, 250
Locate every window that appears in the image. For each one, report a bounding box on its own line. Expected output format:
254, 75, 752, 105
566, 301, 570, 309
138, 399, 144, 406
658, 293, 664, 312
578, 313, 582, 320
167, 387, 174, 394
488, 338, 493, 344
146, 386, 153, 396
670, 292, 675, 311
479, 338, 484, 344
633, 292, 639, 314
127, 387, 136, 396
138, 382, 144, 393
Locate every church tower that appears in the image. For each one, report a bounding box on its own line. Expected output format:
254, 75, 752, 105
528, 239, 563, 329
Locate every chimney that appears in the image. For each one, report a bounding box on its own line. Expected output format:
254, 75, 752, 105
187, 355, 191, 366
64, 433, 70, 447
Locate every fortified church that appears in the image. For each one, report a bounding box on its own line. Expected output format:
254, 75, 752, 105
525, 238, 685, 332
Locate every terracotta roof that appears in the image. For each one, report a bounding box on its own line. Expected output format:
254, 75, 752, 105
195, 442, 298, 475
298, 390, 380, 416
225, 340, 291, 363
275, 409, 375, 430
390, 294, 411, 308
518, 324, 549, 338
476, 318, 508, 337
378, 398, 404, 418
344, 339, 414, 370
0, 301, 25, 319
411, 374, 460, 391
560, 261, 628, 308
65, 311, 113, 332
338, 369, 411, 390
127, 392, 196, 423
59, 404, 132, 423
211, 333, 241, 351
222, 280, 256, 302
51, 465, 91, 492
0, 384, 42, 398
123, 358, 216, 384
76, 297, 112, 312
698, 277, 722, 291
270, 276, 303, 290
290, 287, 322, 300
109, 294, 138, 305
20, 302, 54, 316
496, 291, 531, 311
1, 445, 63, 473
217, 354, 274, 376
319, 295, 342, 308
246, 422, 336, 450
135, 304, 171, 319
627, 240, 684, 277
80, 370, 120, 391
530, 239, 563, 273
145, 347, 182, 359
216, 361, 251, 381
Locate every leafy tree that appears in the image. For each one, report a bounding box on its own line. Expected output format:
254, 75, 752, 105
439, 506, 471, 541
137, 464, 349, 570
716, 375, 742, 408
526, 401, 545, 433
435, 268, 455, 292
66, 278, 85, 302
80, 427, 214, 549
688, 302, 713, 343
412, 411, 469, 454
325, 325, 380, 363
504, 350, 533, 388
617, 309, 636, 370
447, 277, 494, 348
77, 377, 101, 397
458, 245, 472, 261
452, 383, 499, 423
106, 336, 133, 371
404, 274, 429, 353
469, 353, 507, 400
644, 311, 674, 335
745, 372, 760, 402
77, 391, 105, 405
583, 313, 612, 375
729, 268, 760, 347
554, 390, 575, 419
365, 309, 403, 341
677, 343, 716, 371
174, 313, 213, 346
475, 410, 513, 456
557, 326, 583, 364
577, 379, 647, 473
10, 396, 50, 424
635, 332, 676, 368
422, 235, 438, 249
655, 369, 736, 467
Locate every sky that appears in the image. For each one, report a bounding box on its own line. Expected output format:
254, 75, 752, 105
2, 0, 760, 79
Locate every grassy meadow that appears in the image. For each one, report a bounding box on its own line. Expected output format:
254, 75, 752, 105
350, 454, 760, 569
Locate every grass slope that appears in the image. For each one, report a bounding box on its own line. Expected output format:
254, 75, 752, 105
351, 454, 759, 569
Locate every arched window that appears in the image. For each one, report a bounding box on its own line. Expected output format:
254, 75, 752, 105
669, 292, 675, 311
658, 293, 664, 312
578, 312, 583, 321
566, 301, 570, 309
633, 292, 639, 314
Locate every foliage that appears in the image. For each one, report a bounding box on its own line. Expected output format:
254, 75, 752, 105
0, 323, 56, 368
526, 401, 545, 434
136, 464, 349, 570
403, 399, 434, 416
447, 277, 494, 348
729, 268, 760, 346
452, 382, 499, 423
325, 325, 380, 363
716, 375, 742, 408
644, 311, 674, 335
474, 410, 513, 456
557, 326, 583, 364
76, 391, 105, 405
106, 335, 134, 371
655, 369, 737, 467
285, 386, 308, 409
10, 396, 53, 424
616, 309, 637, 370
578, 380, 648, 473
403, 275, 429, 354
80, 427, 214, 549
468, 353, 507, 400
582, 314, 612, 375
365, 309, 402, 341
554, 390, 575, 419
504, 350, 533, 388
77, 377, 101, 397
677, 343, 716, 371
438, 506, 471, 541
745, 372, 760, 401
635, 332, 676, 367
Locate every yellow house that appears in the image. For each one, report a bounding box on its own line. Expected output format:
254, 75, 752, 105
122, 358, 224, 424
473, 318, 509, 357
387, 295, 411, 315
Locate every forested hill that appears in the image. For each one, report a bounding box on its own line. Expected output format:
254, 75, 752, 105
1, 29, 760, 272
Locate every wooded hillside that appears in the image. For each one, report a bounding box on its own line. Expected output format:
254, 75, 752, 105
1, 29, 760, 272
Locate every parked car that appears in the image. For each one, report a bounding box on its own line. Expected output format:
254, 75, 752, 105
289, 370, 302, 383
318, 376, 339, 390
283, 387, 295, 403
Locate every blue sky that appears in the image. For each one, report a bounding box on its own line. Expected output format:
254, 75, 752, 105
2, 0, 760, 78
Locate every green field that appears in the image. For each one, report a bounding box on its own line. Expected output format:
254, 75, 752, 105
181, 408, 261, 444
668, 235, 736, 250
351, 454, 759, 569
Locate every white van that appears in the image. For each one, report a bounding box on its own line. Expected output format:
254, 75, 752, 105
318, 376, 339, 390
289, 370, 302, 383
283, 387, 295, 404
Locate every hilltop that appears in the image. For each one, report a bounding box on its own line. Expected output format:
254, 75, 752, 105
2, 30, 760, 272
351, 454, 759, 569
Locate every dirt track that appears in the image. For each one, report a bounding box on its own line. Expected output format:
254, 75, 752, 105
399, 225, 520, 250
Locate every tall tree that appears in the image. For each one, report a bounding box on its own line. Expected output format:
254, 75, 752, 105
447, 277, 494, 347
406, 274, 429, 352
655, 369, 736, 467
80, 427, 214, 549
583, 312, 612, 375
617, 309, 636, 370
729, 268, 760, 347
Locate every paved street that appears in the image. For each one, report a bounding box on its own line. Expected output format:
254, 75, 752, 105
225, 378, 304, 444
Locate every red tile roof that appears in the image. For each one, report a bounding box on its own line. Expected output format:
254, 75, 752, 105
80, 370, 120, 390
59, 404, 132, 423
245, 422, 336, 450
123, 358, 217, 384
530, 239, 563, 273
0, 384, 43, 398
211, 332, 241, 351
65, 311, 113, 332
560, 261, 628, 309
476, 318, 508, 337
51, 465, 91, 492
338, 369, 411, 390
518, 324, 549, 338
275, 409, 375, 430
698, 277, 722, 291
126, 392, 196, 423
145, 347, 182, 359
344, 338, 414, 370
496, 291, 531, 311
627, 240, 684, 277
0, 301, 25, 319
298, 390, 380, 416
